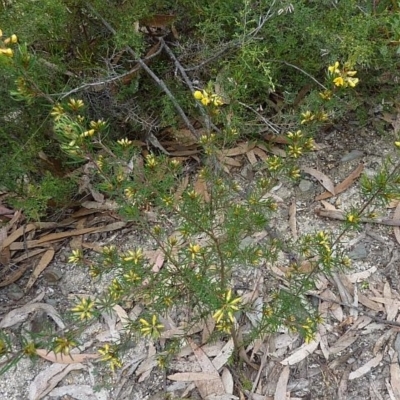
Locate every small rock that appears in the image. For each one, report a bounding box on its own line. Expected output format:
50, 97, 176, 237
341, 150, 363, 162
299, 179, 313, 192
348, 243, 368, 260
7, 284, 24, 301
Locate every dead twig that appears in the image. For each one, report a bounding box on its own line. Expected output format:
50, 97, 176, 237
315, 208, 400, 227
85, 3, 199, 139
309, 293, 400, 328
58, 42, 164, 100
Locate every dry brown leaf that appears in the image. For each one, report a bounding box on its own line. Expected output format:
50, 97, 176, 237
0, 204, 14, 216
358, 293, 383, 312
302, 167, 335, 195
25, 248, 55, 292
288, 199, 297, 240
246, 150, 258, 165
189, 338, 225, 398
0, 226, 10, 265
0, 223, 36, 251
383, 282, 399, 321
35, 349, 100, 364
81, 200, 118, 210
274, 365, 290, 400
373, 329, 396, 355
194, 175, 210, 202
219, 143, 255, 157
390, 352, 400, 398
328, 331, 359, 355
318, 323, 330, 360
0, 302, 65, 329
140, 14, 176, 27
212, 338, 234, 371
217, 154, 242, 167
28, 363, 85, 400
346, 267, 377, 283
48, 385, 105, 400
221, 368, 234, 394
136, 342, 157, 382
168, 372, 222, 381
280, 333, 320, 365
174, 175, 190, 203
320, 199, 337, 211
253, 147, 268, 160
69, 217, 85, 250
349, 353, 383, 380
35, 227, 99, 244
393, 201, 400, 245
315, 163, 364, 200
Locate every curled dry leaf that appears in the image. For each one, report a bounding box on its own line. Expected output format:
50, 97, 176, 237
302, 166, 335, 195
315, 163, 364, 201
35, 349, 100, 364
274, 365, 290, 400
0, 303, 65, 329
280, 333, 320, 365
349, 353, 383, 380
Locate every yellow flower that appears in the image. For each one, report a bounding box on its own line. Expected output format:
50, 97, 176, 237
90, 119, 106, 130
287, 144, 303, 158
333, 76, 345, 87
328, 61, 340, 74
51, 104, 65, 120
211, 94, 224, 106
140, 315, 164, 338
212, 289, 241, 324
4, 34, 18, 45
346, 77, 359, 87
123, 269, 141, 283
67, 98, 84, 110
300, 111, 314, 124
319, 90, 332, 100
188, 243, 201, 259
124, 187, 136, 200
395, 141, 400, 148
0, 48, 13, 57
71, 297, 95, 320
122, 249, 144, 264
145, 153, 158, 168
193, 90, 203, 100
53, 336, 77, 355
287, 130, 303, 140
68, 249, 83, 263
117, 138, 133, 147
201, 96, 211, 106
98, 344, 122, 371
81, 129, 95, 137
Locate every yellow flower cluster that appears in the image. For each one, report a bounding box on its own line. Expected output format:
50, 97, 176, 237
140, 315, 164, 338
193, 90, 224, 106
71, 297, 95, 321
212, 289, 241, 333
328, 61, 359, 88
98, 344, 122, 371
300, 110, 329, 124
0, 29, 18, 58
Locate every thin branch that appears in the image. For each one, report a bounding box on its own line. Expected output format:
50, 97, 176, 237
85, 2, 199, 139
269, 60, 328, 90
57, 43, 164, 100
238, 101, 280, 134
160, 38, 222, 134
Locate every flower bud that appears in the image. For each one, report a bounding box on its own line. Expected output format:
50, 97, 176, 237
0, 48, 13, 57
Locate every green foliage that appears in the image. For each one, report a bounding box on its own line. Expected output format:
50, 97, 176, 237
2, 0, 400, 390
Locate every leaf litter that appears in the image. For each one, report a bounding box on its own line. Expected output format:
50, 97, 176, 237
1, 131, 400, 400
